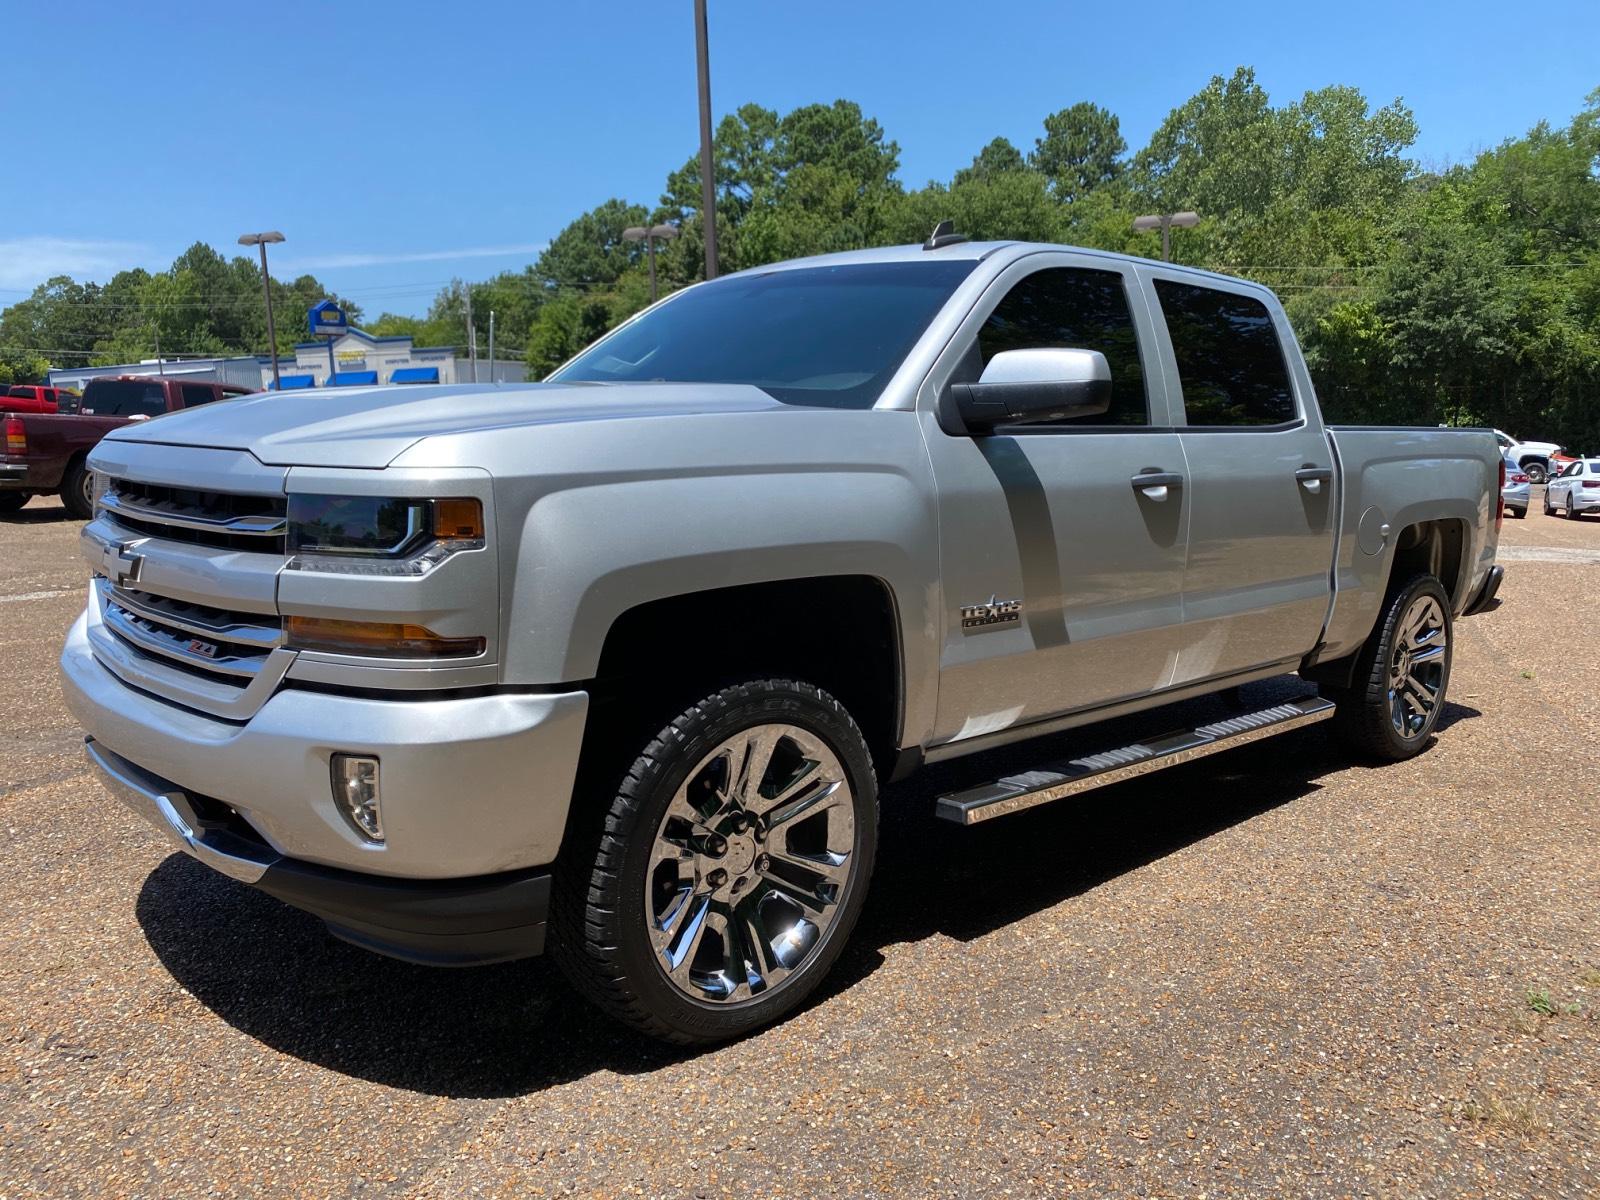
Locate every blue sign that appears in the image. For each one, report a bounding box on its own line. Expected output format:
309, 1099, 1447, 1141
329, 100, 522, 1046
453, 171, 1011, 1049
308, 300, 349, 337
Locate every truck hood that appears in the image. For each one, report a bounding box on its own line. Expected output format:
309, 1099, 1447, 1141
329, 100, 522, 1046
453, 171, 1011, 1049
103, 381, 794, 468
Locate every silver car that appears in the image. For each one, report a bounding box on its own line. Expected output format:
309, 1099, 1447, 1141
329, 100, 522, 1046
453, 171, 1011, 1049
1502, 453, 1530, 518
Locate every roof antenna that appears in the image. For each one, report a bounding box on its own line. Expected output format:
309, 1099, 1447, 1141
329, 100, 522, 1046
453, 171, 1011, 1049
924, 219, 969, 251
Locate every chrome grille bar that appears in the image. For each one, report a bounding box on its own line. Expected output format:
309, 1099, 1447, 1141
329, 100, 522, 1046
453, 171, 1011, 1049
104, 584, 284, 651
99, 489, 286, 537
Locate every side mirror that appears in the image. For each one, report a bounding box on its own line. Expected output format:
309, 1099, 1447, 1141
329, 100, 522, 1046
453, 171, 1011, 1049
949, 348, 1112, 433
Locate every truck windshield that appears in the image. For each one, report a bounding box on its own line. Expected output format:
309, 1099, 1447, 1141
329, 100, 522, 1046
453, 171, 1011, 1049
549, 260, 976, 409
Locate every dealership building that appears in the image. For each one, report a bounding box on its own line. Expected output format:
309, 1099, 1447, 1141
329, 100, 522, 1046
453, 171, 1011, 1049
48, 328, 525, 393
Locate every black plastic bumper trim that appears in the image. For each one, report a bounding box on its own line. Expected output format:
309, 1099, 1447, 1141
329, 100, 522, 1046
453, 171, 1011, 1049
1462, 564, 1504, 617
253, 857, 551, 968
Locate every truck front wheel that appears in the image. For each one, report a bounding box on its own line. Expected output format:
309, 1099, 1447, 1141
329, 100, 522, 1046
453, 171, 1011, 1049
553, 679, 879, 1044
1323, 574, 1453, 761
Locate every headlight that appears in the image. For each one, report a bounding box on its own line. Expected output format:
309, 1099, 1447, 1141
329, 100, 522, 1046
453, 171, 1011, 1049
285, 495, 484, 576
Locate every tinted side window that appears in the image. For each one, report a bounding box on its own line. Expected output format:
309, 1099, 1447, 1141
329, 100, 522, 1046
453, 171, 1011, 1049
1155, 280, 1296, 427
976, 267, 1148, 426
181, 384, 220, 408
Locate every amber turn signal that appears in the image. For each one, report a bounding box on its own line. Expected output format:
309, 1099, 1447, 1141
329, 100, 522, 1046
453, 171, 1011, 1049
286, 616, 485, 658
433, 498, 484, 540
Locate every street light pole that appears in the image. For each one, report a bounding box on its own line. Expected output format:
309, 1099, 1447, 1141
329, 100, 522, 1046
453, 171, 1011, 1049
694, 0, 718, 280
238, 231, 286, 389
622, 224, 681, 303
1131, 211, 1200, 263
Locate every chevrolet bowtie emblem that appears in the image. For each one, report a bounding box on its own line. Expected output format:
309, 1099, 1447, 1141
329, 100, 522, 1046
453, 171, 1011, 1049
106, 538, 146, 588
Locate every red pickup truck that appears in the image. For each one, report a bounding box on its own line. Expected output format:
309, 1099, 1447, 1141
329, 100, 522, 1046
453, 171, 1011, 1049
1, 375, 253, 517
2, 384, 78, 414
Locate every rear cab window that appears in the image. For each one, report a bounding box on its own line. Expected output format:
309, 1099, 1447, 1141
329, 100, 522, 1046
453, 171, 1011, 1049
1154, 279, 1297, 428
80, 380, 168, 417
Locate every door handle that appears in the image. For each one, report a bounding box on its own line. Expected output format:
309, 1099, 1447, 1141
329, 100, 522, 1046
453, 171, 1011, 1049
1131, 471, 1183, 490
1130, 470, 1182, 502
1295, 465, 1333, 492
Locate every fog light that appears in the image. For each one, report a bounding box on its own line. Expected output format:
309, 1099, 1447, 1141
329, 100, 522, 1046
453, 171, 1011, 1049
331, 754, 383, 843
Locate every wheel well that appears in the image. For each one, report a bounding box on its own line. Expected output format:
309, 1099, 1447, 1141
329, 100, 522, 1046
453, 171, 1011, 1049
1305, 518, 1469, 691
1389, 518, 1467, 607
587, 576, 903, 780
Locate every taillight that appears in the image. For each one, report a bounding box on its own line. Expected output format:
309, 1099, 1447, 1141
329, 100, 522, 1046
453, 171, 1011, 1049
1511, 473, 1529, 484
1583, 481, 1600, 489
3, 416, 24, 455
1496, 458, 1505, 532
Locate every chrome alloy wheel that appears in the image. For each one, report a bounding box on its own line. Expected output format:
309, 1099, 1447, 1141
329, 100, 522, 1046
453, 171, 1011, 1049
646, 723, 856, 1005
1388, 594, 1448, 739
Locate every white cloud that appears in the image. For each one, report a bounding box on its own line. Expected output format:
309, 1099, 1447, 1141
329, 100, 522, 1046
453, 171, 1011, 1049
280, 243, 549, 271
0, 236, 153, 291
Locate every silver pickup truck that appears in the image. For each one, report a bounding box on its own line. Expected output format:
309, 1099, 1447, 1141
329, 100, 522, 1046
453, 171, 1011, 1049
62, 236, 1505, 1043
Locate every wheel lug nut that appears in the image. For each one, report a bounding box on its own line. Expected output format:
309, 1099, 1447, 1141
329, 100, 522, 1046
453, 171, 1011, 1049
732, 876, 747, 893
755, 854, 769, 872
706, 836, 727, 858
707, 868, 727, 888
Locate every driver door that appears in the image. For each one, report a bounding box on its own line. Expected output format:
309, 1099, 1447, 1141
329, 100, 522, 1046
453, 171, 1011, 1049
918, 253, 1190, 749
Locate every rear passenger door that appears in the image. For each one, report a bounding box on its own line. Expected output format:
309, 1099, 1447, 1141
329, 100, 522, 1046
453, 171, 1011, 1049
1141, 269, 1338, 685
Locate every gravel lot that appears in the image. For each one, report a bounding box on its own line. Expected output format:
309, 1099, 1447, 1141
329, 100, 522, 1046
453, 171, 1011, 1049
3, 493, 1597, 1199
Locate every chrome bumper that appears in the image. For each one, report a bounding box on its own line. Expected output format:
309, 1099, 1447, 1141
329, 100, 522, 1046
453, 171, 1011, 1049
62, 611, 590, 879
85, 737, 554, 966
86, 738, 278, 883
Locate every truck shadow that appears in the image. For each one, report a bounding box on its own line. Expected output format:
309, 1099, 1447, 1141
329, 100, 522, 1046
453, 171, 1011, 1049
134, 680, 1480, 1100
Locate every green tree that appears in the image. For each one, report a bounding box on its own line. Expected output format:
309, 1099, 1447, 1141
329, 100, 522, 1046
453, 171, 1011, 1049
1031, 103, 1126, 203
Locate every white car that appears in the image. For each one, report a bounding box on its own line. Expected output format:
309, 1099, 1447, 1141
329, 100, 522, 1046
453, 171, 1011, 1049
1495, 429, 1564, 483
1502, 453, 1530, 518
1544, 457, 1600, 519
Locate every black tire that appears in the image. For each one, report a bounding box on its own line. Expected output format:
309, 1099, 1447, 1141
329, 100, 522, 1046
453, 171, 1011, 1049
1544, 489, 1555, 517
1510, 506, 1526, 519
1322, 573, 1453, 762
553, 679, 878, 1044
0, 492, 27, 515
1567, 494, 1579, 520
1524, 460, 1547, 484
60, 459, 94, 519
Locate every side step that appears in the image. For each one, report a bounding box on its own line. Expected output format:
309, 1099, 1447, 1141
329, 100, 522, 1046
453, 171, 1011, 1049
935, 695, 1336, 826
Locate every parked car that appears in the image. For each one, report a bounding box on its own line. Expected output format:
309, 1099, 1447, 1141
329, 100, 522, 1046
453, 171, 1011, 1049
1544, 456, 1600, 519
1494, 428, 1564, 483
1, 384, 77, 414
1502, 453, 1530, 518
63, 237, 1504, 1043
1, 375, 250, 516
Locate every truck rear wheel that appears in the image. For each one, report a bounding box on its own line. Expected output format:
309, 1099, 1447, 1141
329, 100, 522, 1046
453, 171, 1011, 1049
1323, 574, 1453, 761
61, 460, 94, 520
553, 679, 878, 1044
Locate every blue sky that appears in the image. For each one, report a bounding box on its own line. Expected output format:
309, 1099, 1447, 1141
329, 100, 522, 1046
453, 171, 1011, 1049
2, 0, 1596, 317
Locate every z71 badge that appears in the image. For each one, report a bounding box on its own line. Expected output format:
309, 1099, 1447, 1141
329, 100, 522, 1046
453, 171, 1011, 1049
960, 595, 1021, 630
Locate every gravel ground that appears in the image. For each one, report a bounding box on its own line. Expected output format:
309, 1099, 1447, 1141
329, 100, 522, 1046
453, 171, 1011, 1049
2, 492, 1597, 1199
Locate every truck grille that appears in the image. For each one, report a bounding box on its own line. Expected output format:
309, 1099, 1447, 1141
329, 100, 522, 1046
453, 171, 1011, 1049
100, 478, 287, 553
86, 467, 293, 720
98, 581, 282, 679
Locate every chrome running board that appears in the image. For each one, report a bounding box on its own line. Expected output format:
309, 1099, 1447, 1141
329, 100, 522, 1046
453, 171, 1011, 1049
935, 695, 1336, 826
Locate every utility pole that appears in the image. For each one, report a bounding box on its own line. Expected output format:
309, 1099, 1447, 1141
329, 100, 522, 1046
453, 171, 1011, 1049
238, 231, 285, 389
487, 310, 495, 383
464, 289, 477, 382
154, 327, 164, 375
694, 0, 718, 280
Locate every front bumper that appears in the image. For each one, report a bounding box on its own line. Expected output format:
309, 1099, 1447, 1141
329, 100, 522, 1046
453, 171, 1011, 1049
87, 739, 552, 965
62, 611, 589, 880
